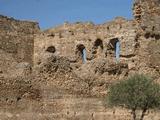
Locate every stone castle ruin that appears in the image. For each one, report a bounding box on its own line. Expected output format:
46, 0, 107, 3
0, 0, 160, 119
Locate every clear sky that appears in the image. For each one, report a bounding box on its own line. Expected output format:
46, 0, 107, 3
0, 0, 134, 29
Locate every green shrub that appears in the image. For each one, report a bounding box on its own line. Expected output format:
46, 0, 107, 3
107, 74, 160, 120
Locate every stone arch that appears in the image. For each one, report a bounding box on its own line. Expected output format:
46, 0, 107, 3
76, 44, 87, 63
92, 39, 103, 58
46, 46, 56, 53
107, 38, 120, 62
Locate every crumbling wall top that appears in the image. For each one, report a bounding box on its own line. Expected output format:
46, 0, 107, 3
0, 15, 40, 34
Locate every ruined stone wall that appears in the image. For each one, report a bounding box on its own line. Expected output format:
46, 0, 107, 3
0, 15, 40, 76
133, 0, 160, 34
0, 15, 39, 64
0, 0, 160, 120
34, 17, 137, 68
32, 0, 160, 119
132, 0, 160, 78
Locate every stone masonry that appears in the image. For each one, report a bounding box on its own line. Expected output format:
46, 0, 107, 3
0, 0, 160, 119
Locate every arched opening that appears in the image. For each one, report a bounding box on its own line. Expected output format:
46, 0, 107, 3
92, 39, 103, 57
46, 46, 56, 53
108, 38, 120, 62
76, 44, 87, 63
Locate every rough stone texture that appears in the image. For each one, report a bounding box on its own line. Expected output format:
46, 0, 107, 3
0, 0, 160, 119
34, 18, 137, 65
132, 0, 160, 79
0, 15, 40, 77
133, 0, 160, 34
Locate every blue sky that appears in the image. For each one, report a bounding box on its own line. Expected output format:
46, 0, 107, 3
0, 0, 133, 29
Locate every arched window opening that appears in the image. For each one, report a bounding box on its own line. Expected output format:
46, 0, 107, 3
108, 38, 120, 62
92, 39, 103, 57
76, 44, 87, 63
46, 46, 56, 53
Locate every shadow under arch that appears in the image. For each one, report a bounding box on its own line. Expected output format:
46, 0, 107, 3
92, 38, 103, 58
75, 44, 87, 63
107, 38, 120, 62
46, 46, 56, 53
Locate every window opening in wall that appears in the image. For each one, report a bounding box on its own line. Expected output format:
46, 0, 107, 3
92, 39, 103, 57
76, 44, 87, 63
108, 38, 120, 62
94, 39, 103, 50
46, 46, 56, 53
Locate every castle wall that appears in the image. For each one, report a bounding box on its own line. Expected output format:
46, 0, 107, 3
34, 18, 137, 67
132, 0, 160, 77
133, 0, 160, 34
0, 15, 40, 75
0, 15, 39, 64
0, 0, 160, 120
